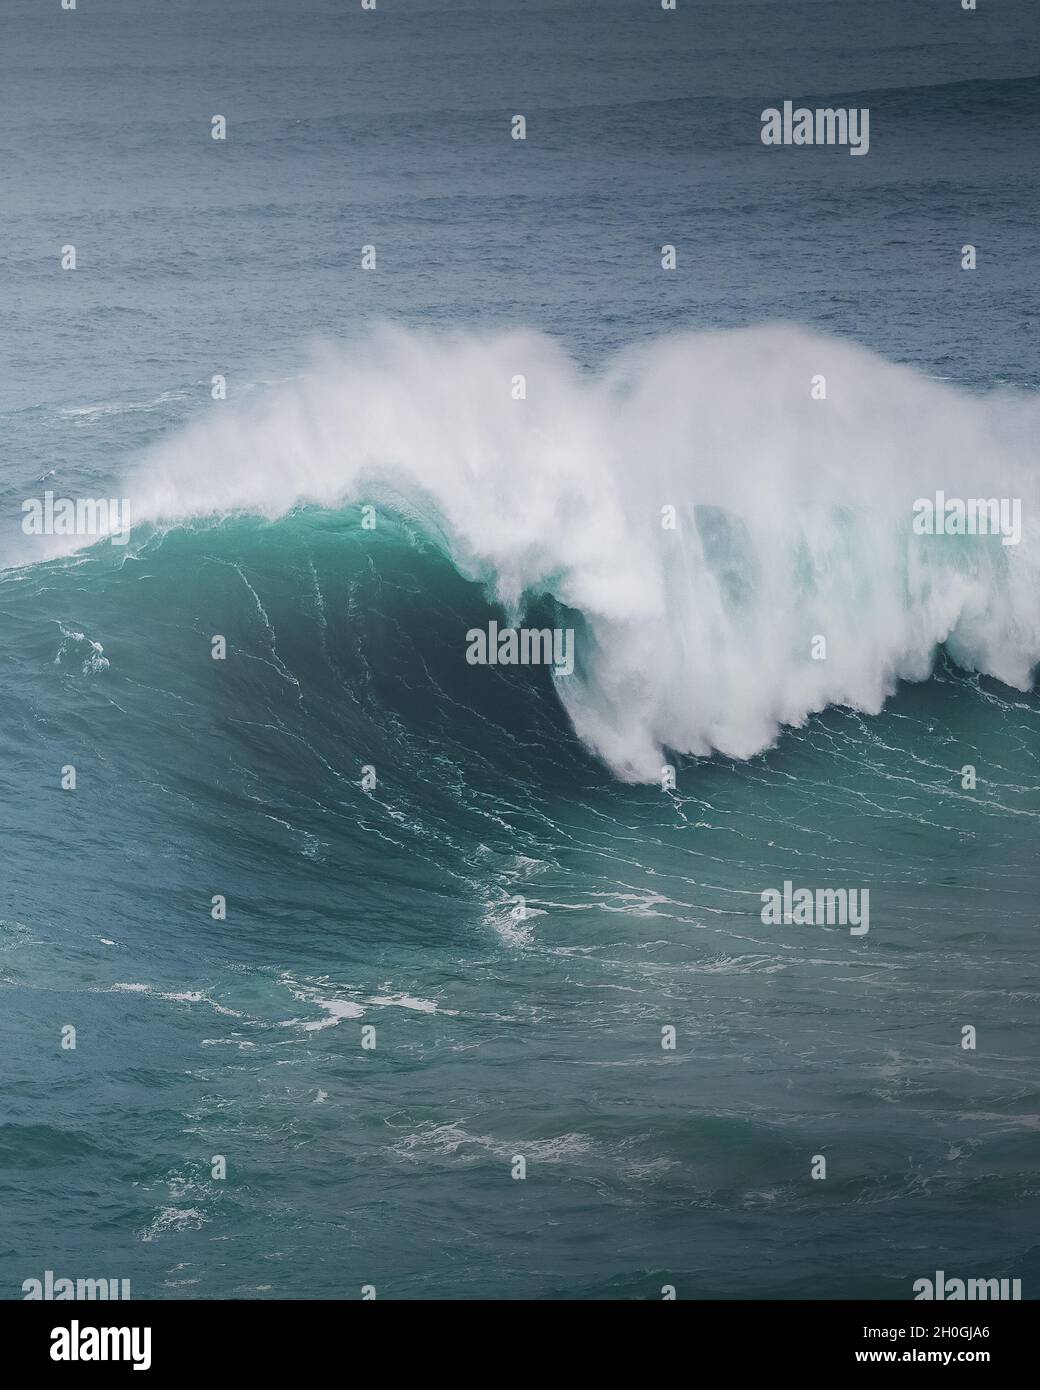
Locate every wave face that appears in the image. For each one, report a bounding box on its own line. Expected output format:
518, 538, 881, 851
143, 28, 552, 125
107, 324, 1040, 780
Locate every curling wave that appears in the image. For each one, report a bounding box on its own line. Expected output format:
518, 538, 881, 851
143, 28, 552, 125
105, 325, 1040, 779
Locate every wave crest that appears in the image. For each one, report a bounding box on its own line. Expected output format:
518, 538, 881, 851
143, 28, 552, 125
122, 324, 1040, 780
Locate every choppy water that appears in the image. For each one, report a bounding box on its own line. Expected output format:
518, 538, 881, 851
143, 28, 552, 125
1, 0, 1038, 1300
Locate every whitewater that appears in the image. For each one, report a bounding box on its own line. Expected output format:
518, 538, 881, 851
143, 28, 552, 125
65, 324, 1036, 781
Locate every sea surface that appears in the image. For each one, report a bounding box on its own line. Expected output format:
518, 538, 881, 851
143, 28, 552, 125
1, 0, 1038, 1299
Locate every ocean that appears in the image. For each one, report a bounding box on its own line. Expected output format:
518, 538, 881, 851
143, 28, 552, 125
1, 0, 1038, 1300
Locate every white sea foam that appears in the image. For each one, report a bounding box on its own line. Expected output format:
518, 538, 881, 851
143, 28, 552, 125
300, 999, 366, 1030
365, 992, 457, 1015
139, 1207, 207, 1242
114, 325, 1040, 779
105, 982, 242, 1017
392, 1121, 592, 1164
54, 623, 110, 675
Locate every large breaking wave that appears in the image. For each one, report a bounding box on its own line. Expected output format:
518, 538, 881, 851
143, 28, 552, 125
51, 324, 1040, 780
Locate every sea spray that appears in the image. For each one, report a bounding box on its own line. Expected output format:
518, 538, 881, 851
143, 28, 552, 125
69, 324, 1040, 781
